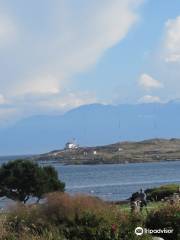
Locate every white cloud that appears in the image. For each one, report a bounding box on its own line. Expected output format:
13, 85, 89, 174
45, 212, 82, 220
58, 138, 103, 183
65, 0, 141, 72
8, 0, 142, 96
139, 73, 163, 90
0, 0, 143, 95
13, 74, 60, 96
152, 15, 180, 102
0, 90, 97, 127
37, 91, 97, 112
0, 94, 6, 104
165, 54, 180, 63
0, 0, 144, 124
0, 14, 17, 46
138, 95, 161, 103
164, 16, 180, 63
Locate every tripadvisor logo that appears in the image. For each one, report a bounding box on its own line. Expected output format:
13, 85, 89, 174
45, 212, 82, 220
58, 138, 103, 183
135, 227, 174, 236
135, 227, 144, 236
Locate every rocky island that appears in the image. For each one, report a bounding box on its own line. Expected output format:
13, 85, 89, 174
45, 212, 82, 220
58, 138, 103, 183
31, 138, 180, 165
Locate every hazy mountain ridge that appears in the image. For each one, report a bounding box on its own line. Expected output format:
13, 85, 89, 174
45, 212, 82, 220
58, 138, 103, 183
1, 102, 180, 155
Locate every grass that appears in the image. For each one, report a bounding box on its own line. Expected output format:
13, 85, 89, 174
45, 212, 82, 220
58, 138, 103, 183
119, 201, 165, 214
0, 193, 179, 240
0, 193, 152, 240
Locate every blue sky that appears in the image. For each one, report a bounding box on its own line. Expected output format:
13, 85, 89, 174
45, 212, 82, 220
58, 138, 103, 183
0, 0, 180, 127
72, 0, 180, 103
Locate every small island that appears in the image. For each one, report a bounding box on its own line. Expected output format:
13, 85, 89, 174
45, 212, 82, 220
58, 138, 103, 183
31, 138, 180, 165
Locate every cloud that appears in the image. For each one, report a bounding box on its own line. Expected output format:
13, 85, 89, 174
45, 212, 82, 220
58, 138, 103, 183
165, 54, 180, 63
0, 94, 6, 104
150, 15, 180, 102
5, 0, 142, 96
13, 74, 60, 96
37, 91, 97, 112
138, 95, 161, 103
139, 73, 163, 90
0, 13, 17, 46
0, 90, 97, 127
0, 0, 144, 124
164, 16, 180, 63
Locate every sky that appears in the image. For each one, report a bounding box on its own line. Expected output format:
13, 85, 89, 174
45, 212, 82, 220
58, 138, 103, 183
0, 0, 180, 127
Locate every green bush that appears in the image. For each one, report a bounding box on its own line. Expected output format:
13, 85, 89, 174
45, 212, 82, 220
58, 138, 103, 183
145, 184, 179, 201
146, 203, 180, 240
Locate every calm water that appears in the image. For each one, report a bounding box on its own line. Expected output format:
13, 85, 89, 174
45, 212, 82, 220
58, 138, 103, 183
56, 161, 180, 201
0, 157, 180, 203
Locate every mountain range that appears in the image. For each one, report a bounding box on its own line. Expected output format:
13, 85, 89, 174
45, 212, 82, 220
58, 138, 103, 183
1, 101, 180, 155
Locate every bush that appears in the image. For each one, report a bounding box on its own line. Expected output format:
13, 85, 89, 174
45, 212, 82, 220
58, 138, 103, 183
145, 184, 179, 201
3, 193, 153, 240
2, 203, 65, 240
43, 193, 117, 240
146, 203, 180, 240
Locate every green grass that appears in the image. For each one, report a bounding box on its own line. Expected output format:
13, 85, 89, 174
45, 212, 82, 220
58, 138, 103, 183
118, 201, 165, 216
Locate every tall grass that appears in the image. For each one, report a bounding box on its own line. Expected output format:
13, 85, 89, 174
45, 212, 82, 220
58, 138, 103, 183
0, 192, 156, 239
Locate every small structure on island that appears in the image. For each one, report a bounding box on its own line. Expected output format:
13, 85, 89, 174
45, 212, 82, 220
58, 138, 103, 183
64, 139, 79, 150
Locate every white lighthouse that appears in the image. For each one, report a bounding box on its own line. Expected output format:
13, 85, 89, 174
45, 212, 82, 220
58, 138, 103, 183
64, 139, 79, 150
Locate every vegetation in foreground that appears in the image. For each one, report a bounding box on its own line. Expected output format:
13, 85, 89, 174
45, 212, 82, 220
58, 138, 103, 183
1, 193, 148, 240
145, 184, 180, 201
0, 192, 179, 240
0, 160, 65, 203
0, 160, 179, 240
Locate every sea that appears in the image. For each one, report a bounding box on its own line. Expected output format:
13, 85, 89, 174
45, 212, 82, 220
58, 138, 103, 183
0, 156, 180, 207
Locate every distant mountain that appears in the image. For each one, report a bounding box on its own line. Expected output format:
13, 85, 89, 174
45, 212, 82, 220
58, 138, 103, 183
1, 102, 180, 155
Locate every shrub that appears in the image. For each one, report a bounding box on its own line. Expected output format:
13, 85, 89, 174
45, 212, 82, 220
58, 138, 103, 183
145, 184, 179, 201
146, 203, 180, 240
3, 203, 65, 240
4, 192, 153, 240
43, 192, 118, 240
44, 192, 114, 223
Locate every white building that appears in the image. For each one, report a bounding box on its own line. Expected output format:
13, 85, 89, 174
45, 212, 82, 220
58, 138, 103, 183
93, 151, 97, 155
65, 141, 79, 150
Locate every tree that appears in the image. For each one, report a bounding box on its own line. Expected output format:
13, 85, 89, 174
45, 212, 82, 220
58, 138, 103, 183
0, 159, 65, 203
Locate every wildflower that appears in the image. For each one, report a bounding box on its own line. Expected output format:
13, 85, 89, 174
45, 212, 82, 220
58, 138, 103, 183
111, 224, 117, 233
